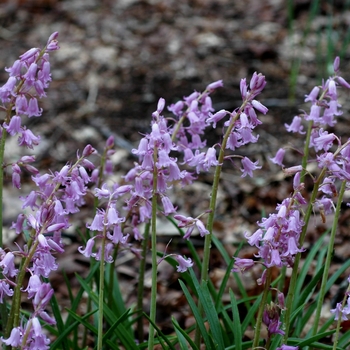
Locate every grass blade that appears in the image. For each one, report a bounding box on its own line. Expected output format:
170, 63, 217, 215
229, 289, 242, 350
179, 279, 214, 349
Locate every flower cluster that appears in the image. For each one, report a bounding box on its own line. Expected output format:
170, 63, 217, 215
1, 32, 59, 140
0, 32, 59, 191
233, 171, 306, 280
331, 275, 350, 322
241, 57, 350, 279
0, 34, 102, 348
234, 57, 350, 346
1, 144, 96, 347
272, 57, 350, 189
79, 73, 268, 274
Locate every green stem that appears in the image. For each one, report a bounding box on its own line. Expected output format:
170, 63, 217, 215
283, 167, 326, 342
312, 180, 346, 338
252, 268, 272, 349
0, 129, 8, 334
282, 112, 322, 342
195, 108, 243, 347
97, 226, 107, 350
0, 129, 7, 247
148, 149, 159, 349
300, 120, 313, 182
137, 222, 150, 343
201, 110, 241, 281
332, 281, 350, 350
6, 236, 36, 337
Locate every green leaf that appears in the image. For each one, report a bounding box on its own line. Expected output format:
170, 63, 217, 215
338, 329, 350, 348
172, 317, 199, 350
66, 308, 98, 335
179, 279, 215, 349
48, 285, 71, 349
229, 289, 242, 350
242, 293, 261, 332
64, 262, 99, 328
75, 274, 138, 349
189, 268, 225, 349
215, 257, 235, 309
292, 265, 325, 335
142, 313, 177, 350
51, 310, 98, 349
293, 232, 327, 311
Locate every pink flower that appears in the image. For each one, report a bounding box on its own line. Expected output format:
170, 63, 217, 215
240, 157, 261, 177
270, 148, 285, 166
175, 255, 193, 273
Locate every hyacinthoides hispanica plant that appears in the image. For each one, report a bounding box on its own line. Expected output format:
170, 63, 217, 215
233, 57, 350, 350
0, 33, 69, 347
1, 33, 350, 350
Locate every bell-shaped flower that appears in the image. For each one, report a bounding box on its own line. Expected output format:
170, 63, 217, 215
240, 157, 261, 177
270, 148, 285, 167
175, 255, 193, 273
3, 115, 22, 136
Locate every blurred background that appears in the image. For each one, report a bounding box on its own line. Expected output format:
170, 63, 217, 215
0, 0, 349, 162
1, 0, 350, 335
0, 0, 349, 232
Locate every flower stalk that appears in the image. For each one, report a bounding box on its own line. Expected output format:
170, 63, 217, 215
312, 180, 346, 337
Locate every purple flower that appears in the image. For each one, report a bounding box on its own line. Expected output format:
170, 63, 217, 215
327, 79, 337, 99
245, 229, 263, 247
283, 165, 303, 176
12, 163, 21, 189
0, 76, 17, 103
33, 283, 54, 309
232, 258, 255, 272
107, 206, 122, 225
3, 115, 22, 136
5, 59, 23, 77
174, 214, 195, 227
331, 302, 348, 321
240, 157, 261, 177
107, 225, 128, 244
206, 80, 223, 91
32, 251, 58, 277
23, 62, 38, 82
337, 76, 350, 89
87, 209, 105, 231
202, 147, 219, 170
285, 116, 305, 134
252, 99, 268, 114
20, 47, 40, 61
27, 98, 42, 117
270, 148, 285, 166
0, 280, 14, 303
18, 128, 41, 148
11, 213, 26, 234
175, 255, 193, 273
195, 219, 209, 236
282, 235, 304, 256
25, 275, 42, 299
1, 327, 21, 347
168, 100, 184, 116
206, 109, 226, 128
161, 196, 177, 215
15, 94, 28, 114
37, 311, 55, 327
78, 238, 96, 258
266, 249, 282, 268
46, 32, 60, 51
226, 131, 242, 150
313, 129, 336, 151
305, 86, 320, 102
